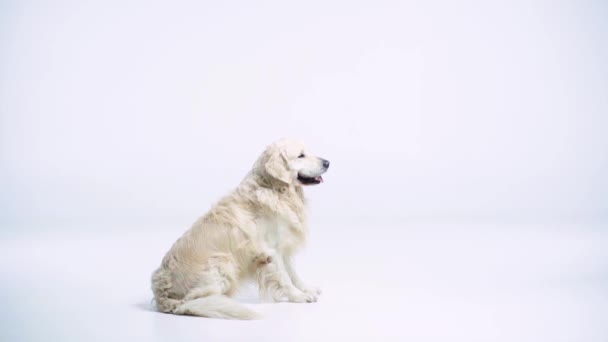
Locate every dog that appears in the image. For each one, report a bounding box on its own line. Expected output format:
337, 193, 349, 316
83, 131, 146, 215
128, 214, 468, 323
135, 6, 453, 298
151, 139, 329, 319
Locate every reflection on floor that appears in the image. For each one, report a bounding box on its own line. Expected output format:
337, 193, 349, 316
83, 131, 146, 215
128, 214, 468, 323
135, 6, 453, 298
1, 221, 606, 342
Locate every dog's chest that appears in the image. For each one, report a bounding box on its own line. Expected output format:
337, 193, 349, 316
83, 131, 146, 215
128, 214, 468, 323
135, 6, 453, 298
256, 215, 301, 251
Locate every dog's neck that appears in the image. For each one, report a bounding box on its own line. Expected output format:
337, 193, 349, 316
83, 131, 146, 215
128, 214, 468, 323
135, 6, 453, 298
246, 173, 303, 200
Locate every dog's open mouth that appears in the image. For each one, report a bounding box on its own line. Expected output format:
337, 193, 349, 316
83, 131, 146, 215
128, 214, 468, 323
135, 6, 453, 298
297, 173, 323, 185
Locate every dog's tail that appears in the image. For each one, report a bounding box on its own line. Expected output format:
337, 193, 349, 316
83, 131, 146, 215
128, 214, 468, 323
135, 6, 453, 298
151, 267, 260, 320
173, 296, 260, 319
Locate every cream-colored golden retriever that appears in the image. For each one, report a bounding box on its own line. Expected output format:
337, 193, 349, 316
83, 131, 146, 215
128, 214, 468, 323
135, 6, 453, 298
151, 139, 329, 319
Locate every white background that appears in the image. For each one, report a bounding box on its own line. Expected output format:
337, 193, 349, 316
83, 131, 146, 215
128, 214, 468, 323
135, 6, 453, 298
1, 1, 607, 341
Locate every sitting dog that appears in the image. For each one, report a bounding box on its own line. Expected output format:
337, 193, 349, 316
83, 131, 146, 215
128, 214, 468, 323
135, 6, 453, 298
151, 139, 329, 319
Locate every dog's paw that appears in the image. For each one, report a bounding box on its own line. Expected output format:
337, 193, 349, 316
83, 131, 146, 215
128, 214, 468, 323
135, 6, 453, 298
302, 286, 322, 297
288, 291, 318, 303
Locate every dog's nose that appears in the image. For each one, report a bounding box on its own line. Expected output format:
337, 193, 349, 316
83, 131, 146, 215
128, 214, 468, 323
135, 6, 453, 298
322, 159, 330, 169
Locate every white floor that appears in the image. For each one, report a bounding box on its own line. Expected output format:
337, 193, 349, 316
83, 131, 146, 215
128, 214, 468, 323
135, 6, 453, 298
1, 221, 607, 342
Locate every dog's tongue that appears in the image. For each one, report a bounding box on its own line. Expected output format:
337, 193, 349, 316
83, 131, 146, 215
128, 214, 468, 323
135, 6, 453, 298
315, 176, 323, 183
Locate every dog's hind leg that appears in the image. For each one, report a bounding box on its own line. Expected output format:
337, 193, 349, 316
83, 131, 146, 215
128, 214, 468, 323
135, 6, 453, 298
183, 254, 239, 301
173, 254, 260, 319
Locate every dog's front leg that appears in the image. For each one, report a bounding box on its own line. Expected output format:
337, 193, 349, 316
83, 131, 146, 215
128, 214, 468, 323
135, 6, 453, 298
283, 256, 321, 300
255, 252, 317, 303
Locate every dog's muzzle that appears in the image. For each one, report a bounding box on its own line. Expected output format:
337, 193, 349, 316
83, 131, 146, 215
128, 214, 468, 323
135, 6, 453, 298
297, 158, 330, 185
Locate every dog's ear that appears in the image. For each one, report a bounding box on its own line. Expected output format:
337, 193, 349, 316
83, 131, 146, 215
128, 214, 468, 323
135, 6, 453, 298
264, 146, 292, 184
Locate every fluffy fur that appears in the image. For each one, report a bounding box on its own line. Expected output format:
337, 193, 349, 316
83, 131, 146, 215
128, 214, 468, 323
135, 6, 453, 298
151, 139, 329, 319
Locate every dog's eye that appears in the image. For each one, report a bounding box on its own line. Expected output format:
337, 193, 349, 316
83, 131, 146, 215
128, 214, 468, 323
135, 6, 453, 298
298, 153, 305, 158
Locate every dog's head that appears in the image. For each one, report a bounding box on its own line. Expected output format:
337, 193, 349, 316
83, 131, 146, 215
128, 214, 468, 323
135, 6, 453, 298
256, 139, 330, 186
